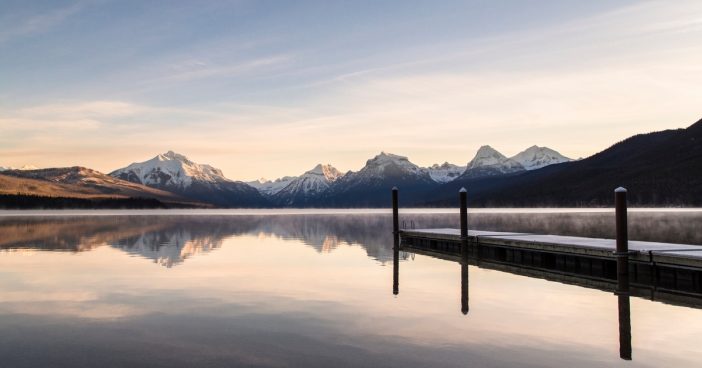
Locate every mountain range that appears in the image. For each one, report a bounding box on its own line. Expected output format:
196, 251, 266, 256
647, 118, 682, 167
1, 117, 700, 207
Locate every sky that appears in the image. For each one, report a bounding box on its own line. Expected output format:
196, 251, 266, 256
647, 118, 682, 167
1, 0, 701, 180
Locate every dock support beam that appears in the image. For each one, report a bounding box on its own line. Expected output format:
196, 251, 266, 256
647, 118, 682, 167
615, 187, 629, 290
392, 186, 400, 295
615, 186, 632, 361
392, 187, 399, 242
459, 188, 468, 240
459, 187, 470, 315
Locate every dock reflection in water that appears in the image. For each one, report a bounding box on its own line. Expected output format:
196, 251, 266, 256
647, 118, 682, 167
396, 238, 642, 361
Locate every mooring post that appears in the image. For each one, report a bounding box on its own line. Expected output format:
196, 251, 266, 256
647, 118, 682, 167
615, 187, 630, 291
459, 188, 468, 239
392, 187, 399, 242
614, 186, 632, 360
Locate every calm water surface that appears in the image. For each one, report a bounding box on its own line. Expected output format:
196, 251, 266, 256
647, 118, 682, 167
0, 210, 701, 367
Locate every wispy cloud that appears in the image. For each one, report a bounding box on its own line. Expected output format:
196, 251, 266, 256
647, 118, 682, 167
152, 55, 294, 84
17, 100, 146, 119
0, 2, 85, 44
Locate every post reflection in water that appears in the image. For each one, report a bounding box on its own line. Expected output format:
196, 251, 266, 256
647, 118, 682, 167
617, 250, 633, 360
460, 262, 469, 315
619, 293, 632, 360
393, 237, 399, 296
393, 240, 471, 316
461, 240, 469, 315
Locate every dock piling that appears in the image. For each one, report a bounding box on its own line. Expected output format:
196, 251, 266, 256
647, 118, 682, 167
614, 187, 632, 360
392, 187, 399, 241
615, 187, 628, 256
615, 187, 630, 291
459, 188, 468, 240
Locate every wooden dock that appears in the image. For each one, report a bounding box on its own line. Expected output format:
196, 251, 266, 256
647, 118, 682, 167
392, 187, 701, 362
400, 228, 702, 269
398, 228, 702, 305
391, 186, 702, 310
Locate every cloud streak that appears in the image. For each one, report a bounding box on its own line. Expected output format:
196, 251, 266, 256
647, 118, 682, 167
0, 2, 84, 44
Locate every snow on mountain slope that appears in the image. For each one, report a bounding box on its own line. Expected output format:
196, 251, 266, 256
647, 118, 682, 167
111, 151, 228, 189
510, 145, 572, 170
0, 165, 39, 171
313, 152, 438, 207
273, 164, 342, 205
423, 162, 466, 183
461, 145, 525, 179
248, 176, 297, 195
110, 151, 268, 207
342, 152, 430, 185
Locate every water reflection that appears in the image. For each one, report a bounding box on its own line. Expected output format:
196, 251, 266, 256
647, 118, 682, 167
0, 215, 408, 266
619, 294, 632, 360
0, 212, 701, 367
461, 256, 469, 315
2, 211, 701, 267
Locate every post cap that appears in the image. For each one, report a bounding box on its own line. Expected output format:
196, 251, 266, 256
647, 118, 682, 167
392, 186, 398, 191
459, 187, 467, 193
614, 187, 627, 193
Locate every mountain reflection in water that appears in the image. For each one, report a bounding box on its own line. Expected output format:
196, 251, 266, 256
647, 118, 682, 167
1, 211, 701, 267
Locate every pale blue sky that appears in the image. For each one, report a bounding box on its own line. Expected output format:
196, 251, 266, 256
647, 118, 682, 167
1, 0, 701, 179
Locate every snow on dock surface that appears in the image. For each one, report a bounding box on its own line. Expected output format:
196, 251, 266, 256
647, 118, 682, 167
401, 228, 702, 265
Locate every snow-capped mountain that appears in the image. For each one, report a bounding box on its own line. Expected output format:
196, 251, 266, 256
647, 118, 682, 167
315, 152, 438, 207
110, 151, 268, 207
0, 165, 39, 171
460, 145, 526, 179
344, 152, 430, 184
423, 162, 466, 183
273, 164, 343, 206
247, 176, 297, 195
510, 145, 572, 170
111, 151, 229, 189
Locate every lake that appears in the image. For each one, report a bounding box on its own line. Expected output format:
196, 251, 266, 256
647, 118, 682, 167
0, 209, 701, 367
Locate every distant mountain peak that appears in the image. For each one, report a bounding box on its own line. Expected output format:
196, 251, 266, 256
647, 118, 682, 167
423, 162, 466, 183
461, 146, 525, 179
367, 151, 409, 165
0, 164, 39, 171
510, 146, 571, 170
273, 164, 344, 205
430, 161, 455, 169
467, 145, 514, 169
362, 152, 424, 177
247, 175, 298, 195
158, 150, 191, 163
307, 164, 343, 181
110, 152, 230, 189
